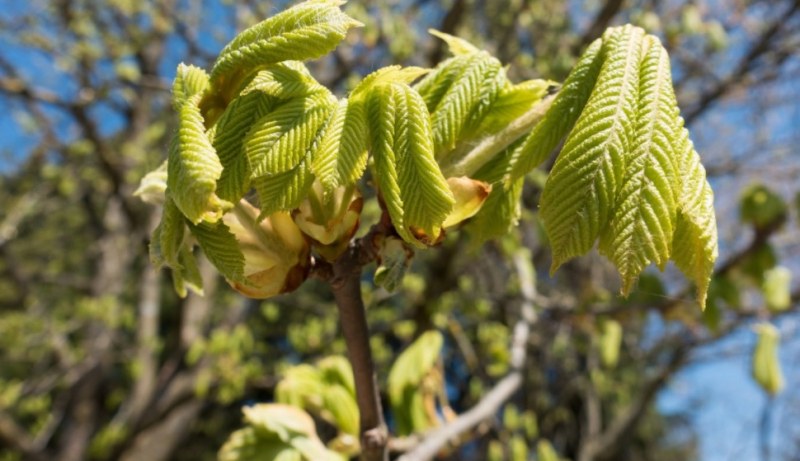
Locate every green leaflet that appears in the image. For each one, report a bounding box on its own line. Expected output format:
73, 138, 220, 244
245, 93, 337, 217
172, 246, 204, 298
311, 98, 368, 191
214, 91, 277, 203
540, 25, 644, 272
168, 94, 231, 224
210, 0, 361, 86
429, 52, 504, 156
763, 266, 791, 312
241, 61, 328, 100
473, 79, 554, 136
599, 36, 678, 294
172, 63, 209, 110
672, 126, 717, 308
366, 82, 454, 247
187, 219, 245, 284
506, 37, 605, 181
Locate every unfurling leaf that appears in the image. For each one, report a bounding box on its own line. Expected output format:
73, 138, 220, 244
366, 81, 454, 246
172, 63, 209, 110
311, 98, 369, 191
210, 0, 361, 86
168, 95, 231, 224
752, 323, 784, 396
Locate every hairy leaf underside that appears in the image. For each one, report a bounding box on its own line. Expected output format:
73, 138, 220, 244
144, 0, 717, 306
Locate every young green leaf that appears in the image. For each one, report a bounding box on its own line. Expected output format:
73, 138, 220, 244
429, 52, 504, 156
311, 98, 369, 191
172, 63, 210, 110
245, 93, 337, 216
187, 219, 245, 284
366, 82, 454, 246
210, 0, 361, 86
506, 37, 605, 181
540, 25, 644, 272
671, 126, 718, 308
214, 91, 276, 203
428, 29, 480, 56
151, 195, 186, 269
241, 61, 328, 100
599, 35, 678, 294
168, 95, 231, 224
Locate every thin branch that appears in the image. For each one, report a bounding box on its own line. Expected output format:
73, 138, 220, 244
396, 250, 538, 461
331, 243, 388, 461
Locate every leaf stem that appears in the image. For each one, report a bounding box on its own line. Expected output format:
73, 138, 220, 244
331, 244, 388, 461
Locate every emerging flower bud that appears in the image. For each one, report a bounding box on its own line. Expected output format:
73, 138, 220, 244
293, 182, 363, 262
223, 201, 311, 298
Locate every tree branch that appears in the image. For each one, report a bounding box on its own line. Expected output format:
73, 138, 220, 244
331, 243, 388, 461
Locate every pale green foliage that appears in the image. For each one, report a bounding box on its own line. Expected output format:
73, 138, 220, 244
506, 24, 718, 306
140, 1, 717, 307
597, 318, 623, 368
762, 266, 791, 312
506, 38, 605, 179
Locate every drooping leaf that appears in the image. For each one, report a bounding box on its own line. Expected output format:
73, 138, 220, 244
211, 0, 361, 86
473, 79, 554, 136
752, 323, 785, 396
366, 82, 454, 246
599, 35, 678, 294
168, 95, 231, 224
214, 91, 277, 202
506, 37, 605, 180
671, 126, 718, 308
172, 245, 204, 298
540, 25, 644, 272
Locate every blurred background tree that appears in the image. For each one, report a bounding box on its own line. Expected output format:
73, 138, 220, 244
0, 1, 798, 461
